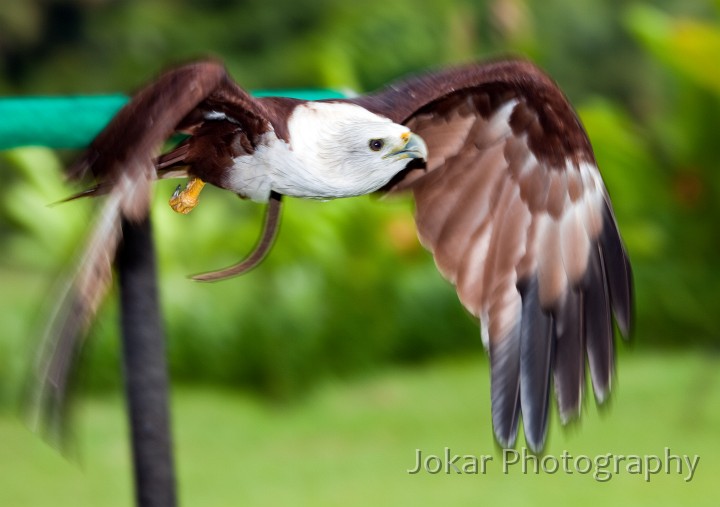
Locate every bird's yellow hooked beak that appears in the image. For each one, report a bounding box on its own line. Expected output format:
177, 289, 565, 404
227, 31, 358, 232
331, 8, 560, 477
384, 132, 428, 161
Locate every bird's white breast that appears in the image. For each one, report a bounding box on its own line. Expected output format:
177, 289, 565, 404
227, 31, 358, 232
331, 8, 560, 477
223, 135, 278, 202
223, 130, 340, 202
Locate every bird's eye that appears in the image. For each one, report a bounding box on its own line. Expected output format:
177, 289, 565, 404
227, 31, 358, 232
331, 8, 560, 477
369, 139, 384, 151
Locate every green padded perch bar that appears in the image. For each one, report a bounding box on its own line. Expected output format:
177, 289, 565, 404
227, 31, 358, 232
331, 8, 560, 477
0, 89, 347, 150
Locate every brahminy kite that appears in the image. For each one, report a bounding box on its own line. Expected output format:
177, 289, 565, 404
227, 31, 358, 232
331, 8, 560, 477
33, 59, 632, 452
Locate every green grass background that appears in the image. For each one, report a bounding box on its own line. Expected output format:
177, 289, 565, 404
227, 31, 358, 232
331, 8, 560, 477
1, 351, 717, 506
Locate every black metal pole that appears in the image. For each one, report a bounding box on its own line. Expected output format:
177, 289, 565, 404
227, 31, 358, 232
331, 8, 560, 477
117, 215, 177, 507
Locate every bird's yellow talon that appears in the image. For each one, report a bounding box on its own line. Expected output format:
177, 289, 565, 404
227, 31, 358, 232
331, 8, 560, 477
169, 177, 205, 214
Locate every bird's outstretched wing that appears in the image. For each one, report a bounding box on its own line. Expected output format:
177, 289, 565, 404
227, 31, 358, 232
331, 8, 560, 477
69, 60, 271, 206
27, 61, 273, 442
350, 60, 633, 451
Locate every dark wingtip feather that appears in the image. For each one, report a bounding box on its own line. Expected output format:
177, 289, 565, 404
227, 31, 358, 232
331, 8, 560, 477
600, 201, 634, 339
518, 278, 554, 452
552, 288, 585, 424
490, 321, 522, 448
583, 244, 614, 404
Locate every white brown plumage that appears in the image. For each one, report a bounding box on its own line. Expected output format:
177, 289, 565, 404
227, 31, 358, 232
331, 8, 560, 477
31, 59, 632, 452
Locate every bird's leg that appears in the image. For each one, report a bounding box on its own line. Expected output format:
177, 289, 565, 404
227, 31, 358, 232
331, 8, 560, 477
169, 177, 205, 214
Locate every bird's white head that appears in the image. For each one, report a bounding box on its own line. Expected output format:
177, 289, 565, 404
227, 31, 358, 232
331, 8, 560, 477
280, 102, 427, 199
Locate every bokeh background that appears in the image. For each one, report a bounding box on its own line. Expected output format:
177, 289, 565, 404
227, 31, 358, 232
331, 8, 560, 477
1, 0, 719, 505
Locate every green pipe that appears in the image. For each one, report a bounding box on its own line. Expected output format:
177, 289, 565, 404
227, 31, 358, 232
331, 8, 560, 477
0, 89, 348, 150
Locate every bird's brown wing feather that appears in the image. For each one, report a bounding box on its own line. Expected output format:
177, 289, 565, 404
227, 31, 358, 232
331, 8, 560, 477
349, 60, 633, 451
70, 60, 271, 209
29, 61, 274, 442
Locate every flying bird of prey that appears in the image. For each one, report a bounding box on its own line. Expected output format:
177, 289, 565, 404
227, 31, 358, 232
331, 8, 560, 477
31, 59, 632, 452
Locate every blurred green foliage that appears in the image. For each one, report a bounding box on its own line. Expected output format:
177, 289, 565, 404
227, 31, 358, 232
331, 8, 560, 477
1, 0, 719, 409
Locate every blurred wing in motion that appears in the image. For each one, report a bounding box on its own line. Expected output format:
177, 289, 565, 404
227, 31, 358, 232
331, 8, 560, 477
352, 60, 633, 451
27, 61, 274, 441
27, 189, 122, 443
